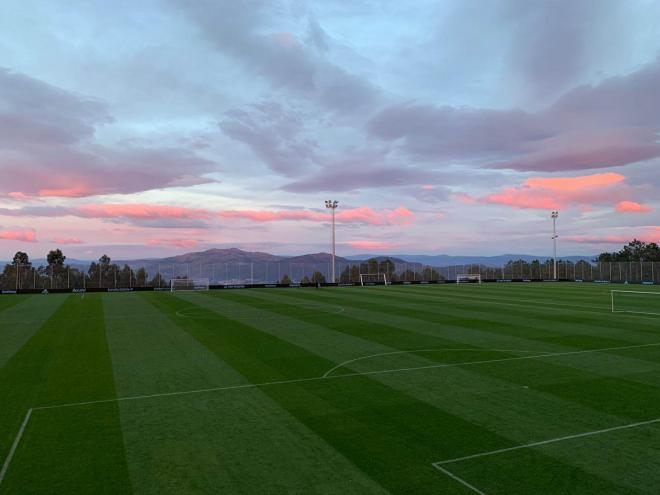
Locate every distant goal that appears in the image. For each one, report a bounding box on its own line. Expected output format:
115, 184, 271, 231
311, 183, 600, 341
359, 273, 388, 286
457, 274, 482, 284
611, 290, 660, 315
170, 278, 210, 291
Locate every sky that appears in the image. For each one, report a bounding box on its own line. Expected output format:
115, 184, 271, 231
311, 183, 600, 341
1, 0, 660, 260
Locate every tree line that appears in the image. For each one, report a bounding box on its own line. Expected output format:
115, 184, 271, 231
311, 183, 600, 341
0, 250, 163, 290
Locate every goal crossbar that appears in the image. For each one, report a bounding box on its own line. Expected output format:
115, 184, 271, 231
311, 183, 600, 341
170, 278, 210, 291
456, 273, 482, 284
359, 273, 388, 286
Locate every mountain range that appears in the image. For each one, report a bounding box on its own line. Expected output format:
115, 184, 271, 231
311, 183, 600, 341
4, 248, 596, 270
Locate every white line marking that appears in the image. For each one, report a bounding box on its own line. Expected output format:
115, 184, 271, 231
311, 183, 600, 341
433, 416, 660, 467
430, 416, 660, 494
433, 464, 488, 495
0, 408, 32, 487
33, 340, 660, 411
322, 348, 545, 378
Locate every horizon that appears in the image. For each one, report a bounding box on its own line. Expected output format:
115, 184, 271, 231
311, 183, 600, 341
1, 1, 659, 259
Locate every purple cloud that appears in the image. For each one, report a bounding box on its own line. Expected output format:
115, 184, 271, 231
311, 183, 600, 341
0, 68, 219, 197
367, 57, 660, 172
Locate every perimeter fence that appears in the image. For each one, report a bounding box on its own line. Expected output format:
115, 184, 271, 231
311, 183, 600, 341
1, 260, 659, 291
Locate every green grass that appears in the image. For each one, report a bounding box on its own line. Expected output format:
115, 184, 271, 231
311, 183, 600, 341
1, 283, 660, 494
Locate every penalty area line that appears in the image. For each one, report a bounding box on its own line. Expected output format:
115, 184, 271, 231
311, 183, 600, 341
431, 416, 660, 494
0, 408, 32, 488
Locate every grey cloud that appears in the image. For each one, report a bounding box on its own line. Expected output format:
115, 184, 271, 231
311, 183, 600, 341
219, 102, 319, 176
0, 68, 219, 197
171, 0, 380, 113
367, 57, 660, 172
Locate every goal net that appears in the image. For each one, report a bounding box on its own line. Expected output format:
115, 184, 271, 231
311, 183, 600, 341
611, 290, 660, 315
170, 278, 210, 291
457, 274, 482, 284
359, 273, 388, 286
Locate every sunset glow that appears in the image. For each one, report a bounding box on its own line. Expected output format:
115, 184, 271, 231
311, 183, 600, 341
0, 1, 658, 258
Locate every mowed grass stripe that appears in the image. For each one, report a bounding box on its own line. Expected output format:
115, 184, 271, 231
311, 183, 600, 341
146, 292, 547, 493
0, 294, 68, 369
282, 286, 660, 378
386, 284, 660, 329
103, 292, 249, 397
215, 288, 492, 360
183, 290, 636, 492
246, 289, 660, 435
329, 285, 654, 344
137, 292, 391, 493
178, 290, 404, 367
0, 294, 131, 494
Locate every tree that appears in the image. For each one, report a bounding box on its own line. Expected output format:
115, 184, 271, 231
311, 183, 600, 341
12, 251, 30, 267
311, 271, 326, 284
45, 249, 68, 288
136, 267, 148, 287
47, 249, 66, 266
596, 239, 660, 262
279, 274, 292, 284
301, 275, 310, 284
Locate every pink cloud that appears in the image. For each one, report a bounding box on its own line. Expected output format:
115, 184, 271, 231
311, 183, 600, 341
52, 237, 84, 245
146, 238, 200, 249
75, 204, 213, 220
220, 206, 415, 226
563, 235, 631, 244
0, 229, 37, 242
565, 227, 660, 244
483, 173, 631, 210
218, 210, 327, 222
7, 192, 31, 201
452, 192, 477, 204
38, 186, 94, 198
615, 201, 652, 213
344, 240, 395, 250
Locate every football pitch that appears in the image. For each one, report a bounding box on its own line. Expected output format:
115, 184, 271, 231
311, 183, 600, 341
1, 283, 660, 494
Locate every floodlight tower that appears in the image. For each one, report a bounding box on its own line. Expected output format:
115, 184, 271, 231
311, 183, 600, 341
325, 200, 339, 283
551, 211, 559, 279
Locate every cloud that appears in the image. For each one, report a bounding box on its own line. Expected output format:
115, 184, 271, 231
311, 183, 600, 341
75, 204, 213, 220
565, 228, 660, 244
172, 0, 378, 113
0, 229, 37, 242
482, 172, 631, 210
146, 238, 200, 249
563, 235, 631, 244
1, 203, 416, 227
219, 102, 318, 176
615, 201, 652, 214
0, 68, 219, 198
220, 206, 415, 226
282, 151, 437, 193
367, 57, 660, 172
52, 237, 84, 245
344, 240, 395, 250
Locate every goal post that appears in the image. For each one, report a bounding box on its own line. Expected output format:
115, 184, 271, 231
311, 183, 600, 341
611, 290, 660, 315
359, 273, 388, 286
457, 274, 482, 284
170, 278, 210, 291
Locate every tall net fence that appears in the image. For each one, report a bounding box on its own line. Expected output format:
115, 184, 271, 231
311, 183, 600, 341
1, 260, 659, 291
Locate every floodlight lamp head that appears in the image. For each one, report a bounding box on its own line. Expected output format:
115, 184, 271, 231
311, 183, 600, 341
325, 200, 338, 209
551, 211, 559, 218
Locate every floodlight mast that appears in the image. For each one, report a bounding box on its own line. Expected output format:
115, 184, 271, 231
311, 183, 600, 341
325, 200, 339, 282
551, 211, 559, 279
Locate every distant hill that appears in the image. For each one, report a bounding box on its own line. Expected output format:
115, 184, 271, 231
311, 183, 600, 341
344, 253, 596, 267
